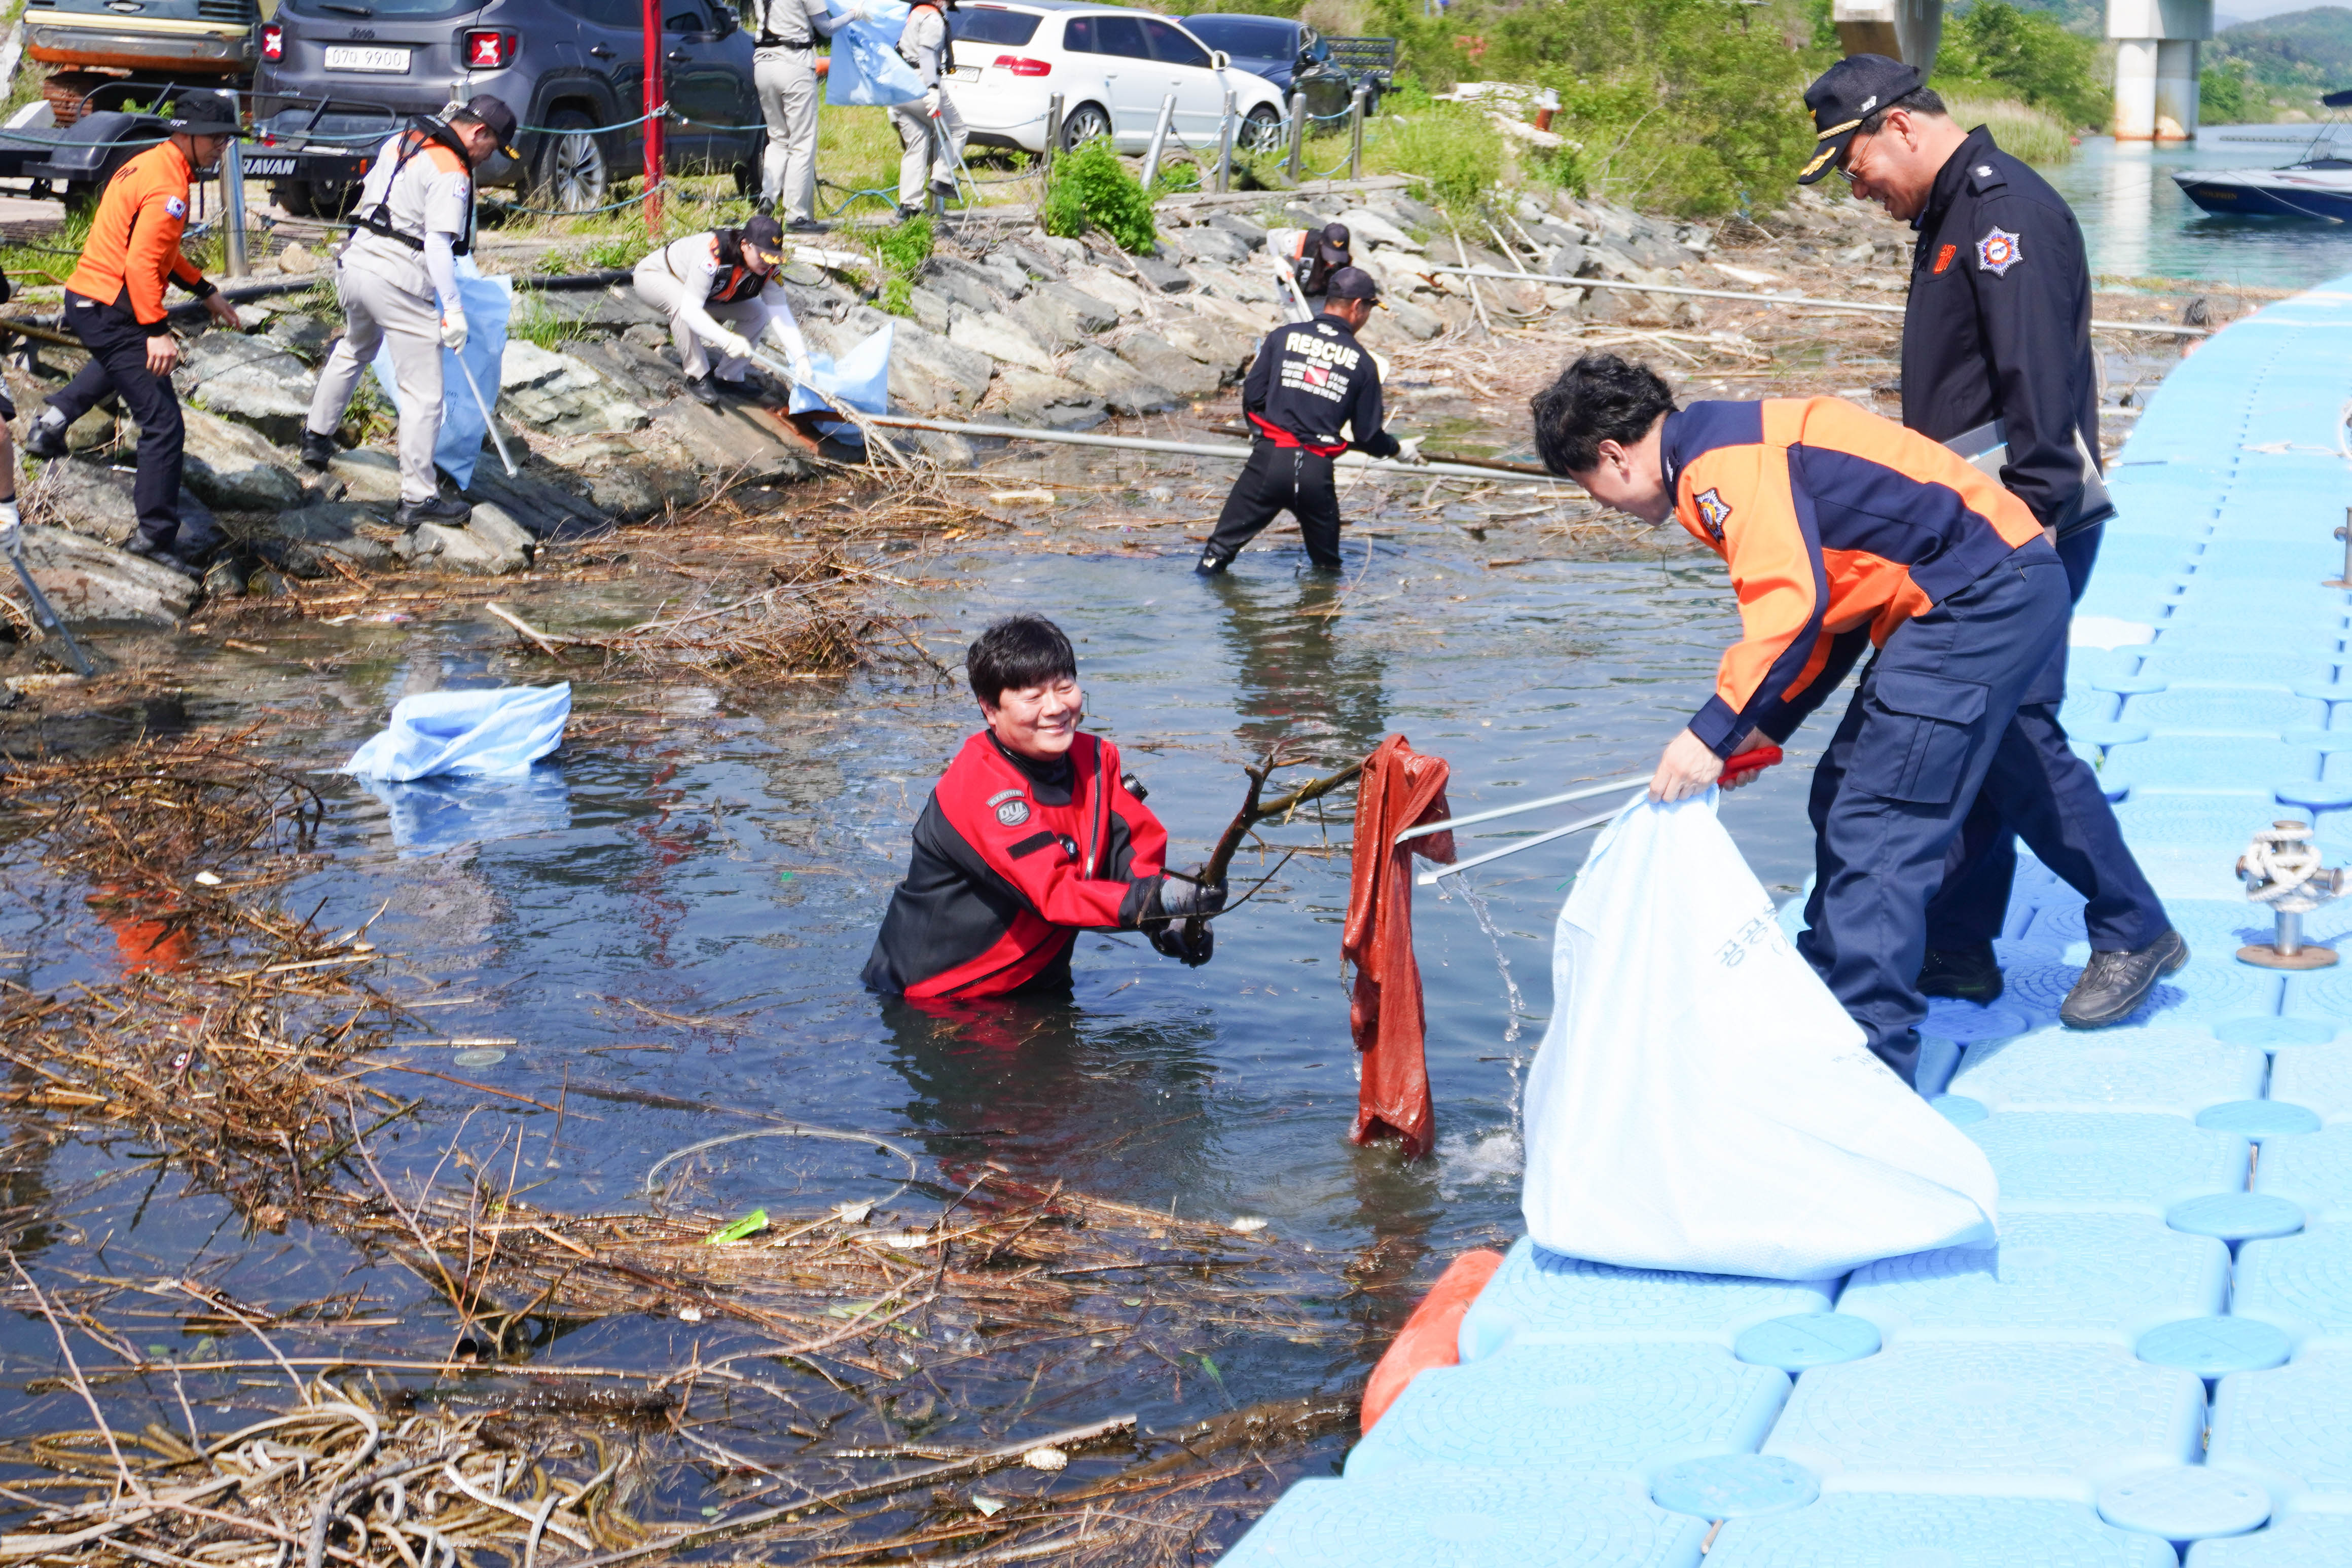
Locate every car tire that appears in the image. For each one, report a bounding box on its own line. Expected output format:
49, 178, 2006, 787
274, 181, 358, 220
1240, 103, 1282, 153
532, 110, 612, 215
1059, 101, 1112, 151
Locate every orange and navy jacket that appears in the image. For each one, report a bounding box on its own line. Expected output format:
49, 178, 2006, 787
66, 140, 213, 335
863, 730, 1167, 999
1667, 396, 2045, 757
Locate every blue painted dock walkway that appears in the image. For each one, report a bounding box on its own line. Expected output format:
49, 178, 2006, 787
1221, 276, 2352, 1564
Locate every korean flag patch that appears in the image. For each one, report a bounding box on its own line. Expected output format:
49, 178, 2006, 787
1975, 226, 2022, 276
165, 196, 187, 220
1695, 487, 1732, 543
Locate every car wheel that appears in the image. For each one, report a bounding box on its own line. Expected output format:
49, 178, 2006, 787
532, 111, 611, 215
274, 180, 315, 218
1059, 101, 1112, 151
1240, 103, 1283, 153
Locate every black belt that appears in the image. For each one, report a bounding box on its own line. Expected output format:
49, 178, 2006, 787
757, 34, 814, 47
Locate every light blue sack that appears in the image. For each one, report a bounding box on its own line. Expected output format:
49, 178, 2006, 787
369, 256, 513, 491
827, 0, 923, 107
789, 322, 893, 442
367, 771, 572, 856
344, 683, 571, 781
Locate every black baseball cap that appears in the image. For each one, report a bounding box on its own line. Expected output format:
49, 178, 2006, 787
741, 213, 787, 260
1325, 265, 1380, 303
1317, 222, 1351, 265
1797, 54, 1922, 185
457, 94, 520, 158
165, 90, 239, 136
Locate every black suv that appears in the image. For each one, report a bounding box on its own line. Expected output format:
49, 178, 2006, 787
250, 0, 764, 215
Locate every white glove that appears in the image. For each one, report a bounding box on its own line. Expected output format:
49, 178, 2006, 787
441, 310, 468, 351
0, 499, 18, 554
711, 329, 754, 361
923, 87, 943, 117
841, 0, 871, 18
1395, 435, 1426, 465
788, 355, 816, 386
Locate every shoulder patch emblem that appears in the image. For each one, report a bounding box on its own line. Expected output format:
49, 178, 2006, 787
1975, 226, 2022, 276
1694, 487, 1732, 543
1932, 243, 1957, 275
164, 196, 187, 220
995, 797, 1032, 827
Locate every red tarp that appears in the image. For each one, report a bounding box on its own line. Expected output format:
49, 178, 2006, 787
1343, 735, 1454, 1157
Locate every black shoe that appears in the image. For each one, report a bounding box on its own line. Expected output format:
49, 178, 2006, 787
300, 430, 339, 471
1195, 551, 1229, 576
2060, 929, 2190, 1029
122, 533, 195, 574
393, 494, 472, 531
23, 412, 67, 460
713, 374, 763, 403
894, 205, 924, 224
683, 374, 725, 408
1919, 942, 2004, 1004
786, 216, 828, 234
754, 198, 777, 217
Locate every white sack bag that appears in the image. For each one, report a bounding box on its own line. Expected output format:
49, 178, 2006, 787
1522, 791, 1998, 1280
344, 684, 571, 782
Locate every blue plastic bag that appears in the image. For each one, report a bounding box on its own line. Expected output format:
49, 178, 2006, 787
789, 322, 893, 442
826, 0, 923, 107
369, 256, 513, 491
344, 683, 571, 781
366, 770, 572, 857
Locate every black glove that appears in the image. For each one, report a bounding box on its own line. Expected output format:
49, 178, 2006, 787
1148, 919, 1216, 967
1154, 866, 1227, 922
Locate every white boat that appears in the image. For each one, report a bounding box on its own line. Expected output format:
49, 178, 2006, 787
2174, 157, 2352, 221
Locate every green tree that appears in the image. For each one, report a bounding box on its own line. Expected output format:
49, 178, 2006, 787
1938, 1, 2108, 127
2200, 61, 2251, 123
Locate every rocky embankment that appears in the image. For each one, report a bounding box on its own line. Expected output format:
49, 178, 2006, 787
11, 178, 1731, 627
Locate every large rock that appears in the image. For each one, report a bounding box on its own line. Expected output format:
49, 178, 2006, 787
1184, 290, 1282, 337
500, 341, 650, 435
1187, 261, 1282, 307
1338, 208, 1421, 252
1163, 225, 1252, 268
399, 504, 532, 574
254, 502, 396, 575
1006, 291, 1082, 353
267, 312, 334, 360
1063, 347, 1175, 416
182, 333, 313, 444
31, 458, 220, 553
1033, 281, 1121, 336
988, 369, 1104, 429
908, 284, 957, 338
181, 408, 306, 511
1159, 318, 1255, 385
1359, 294, 1443, 344
1207, 211, 1270, 247
918, 257, 1000, 314
949, 312, 1057, 375
1130, 253, 1193, 294
1064, 265, 1153, 319
973, 251, 1030, 297
15, 523, 197, 624
1002, 241, 1066, 282
325, 448, 405, 503
1112, 333, 1219, 399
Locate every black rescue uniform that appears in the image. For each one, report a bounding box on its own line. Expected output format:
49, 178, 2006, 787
1200, 312, 1398, 573
863, 730, 1169, 1000
1902, 126, 2170, 961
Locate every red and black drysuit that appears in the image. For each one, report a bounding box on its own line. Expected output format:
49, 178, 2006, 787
863, 731, 1171, 1000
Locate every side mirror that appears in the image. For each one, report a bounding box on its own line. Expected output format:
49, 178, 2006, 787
710, 9, 736, 35
1210, 48, 1228, 69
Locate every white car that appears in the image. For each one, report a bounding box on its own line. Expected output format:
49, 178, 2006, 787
946, 0, 1290, 158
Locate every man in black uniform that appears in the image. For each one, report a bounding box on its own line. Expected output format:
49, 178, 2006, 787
1799, 54, 2181, 1028
1197, 267, 1419, 575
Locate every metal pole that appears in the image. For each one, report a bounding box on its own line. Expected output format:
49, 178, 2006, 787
1214, 91, 1235, 193
2279, 908, 2307, 958
454, 355, 519, 479
1, 534, 95, 677
221, 134, 249, 279
2335, 503, 2352, 589
1142, 93, 1175, 189
1043, 92, 1062, 176
1348, 85, 1366, 179
862, 411, 1551, 482
642, 0, 663, 233
1285, 90, 1306, 179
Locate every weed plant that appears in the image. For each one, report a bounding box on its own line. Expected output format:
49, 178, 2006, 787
1041, 137, 1156, 252
868, 212, 933, 316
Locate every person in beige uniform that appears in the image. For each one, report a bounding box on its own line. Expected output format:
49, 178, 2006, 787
889, 0, 967, 220
631, 213, 818, 406
300, 95, 516, 530
750, 0, 850, 230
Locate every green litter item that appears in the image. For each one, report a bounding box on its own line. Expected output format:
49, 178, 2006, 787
705, 1208, 770, 1244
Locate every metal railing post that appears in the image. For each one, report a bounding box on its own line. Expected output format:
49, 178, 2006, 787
1043, 91, 1063, 175
1285, 90, 1306, 179
2333, 503, 2352, 589
1142, 93, 1176, 190
1215, 90, 1235, 192
221, 134, 249, 278
1348, 85, 1366, 179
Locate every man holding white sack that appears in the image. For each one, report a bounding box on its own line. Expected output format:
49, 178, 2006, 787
889, 0, 968, 220
1533, 354, 2083, 1089
631, 214, 818, 408
301, 95, 517, 532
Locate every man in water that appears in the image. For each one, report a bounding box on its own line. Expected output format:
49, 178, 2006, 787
863, 615, 1224, 1000
1197, 266, 1419, 575
1532, 354, 2075, 1089
1797, 53, 2179, 1026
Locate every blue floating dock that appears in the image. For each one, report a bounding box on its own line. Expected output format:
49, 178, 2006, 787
1224, 275, 2352, 1565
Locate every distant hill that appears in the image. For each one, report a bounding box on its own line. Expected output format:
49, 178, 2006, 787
2208, 6, 2352, 89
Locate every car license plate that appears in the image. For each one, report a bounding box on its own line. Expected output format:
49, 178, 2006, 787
950, 65, 980, 79
245, 157, 297, 175
323, 45, 410, 72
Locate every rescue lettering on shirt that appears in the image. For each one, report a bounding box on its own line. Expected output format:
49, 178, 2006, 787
1280, 328, 1360, 404
1716, 909, 1788, 968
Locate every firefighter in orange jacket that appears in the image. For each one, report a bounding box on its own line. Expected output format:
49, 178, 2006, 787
24, 93, 242, 570
864, 615, 1226, 1001
1533, 354, 2103, 1089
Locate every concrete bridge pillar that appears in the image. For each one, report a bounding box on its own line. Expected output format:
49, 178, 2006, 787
2110, 0, 2213, 140
1832, 0, 1943, 77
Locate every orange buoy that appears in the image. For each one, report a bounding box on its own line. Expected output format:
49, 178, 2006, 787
1360, 1248, 1504, 1432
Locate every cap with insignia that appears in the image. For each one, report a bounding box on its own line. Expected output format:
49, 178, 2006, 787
1797, 53, 1923, 186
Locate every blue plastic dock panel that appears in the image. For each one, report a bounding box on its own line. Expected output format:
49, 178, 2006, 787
1948, 1027, 2265, 1116
1964, 1112, 2249, 1215
1709, 1494, 2176, 1567
1457, 1236, 1836, 1360
1216, 1466, 1710, 1568
2207, 1350, 2352, 1512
